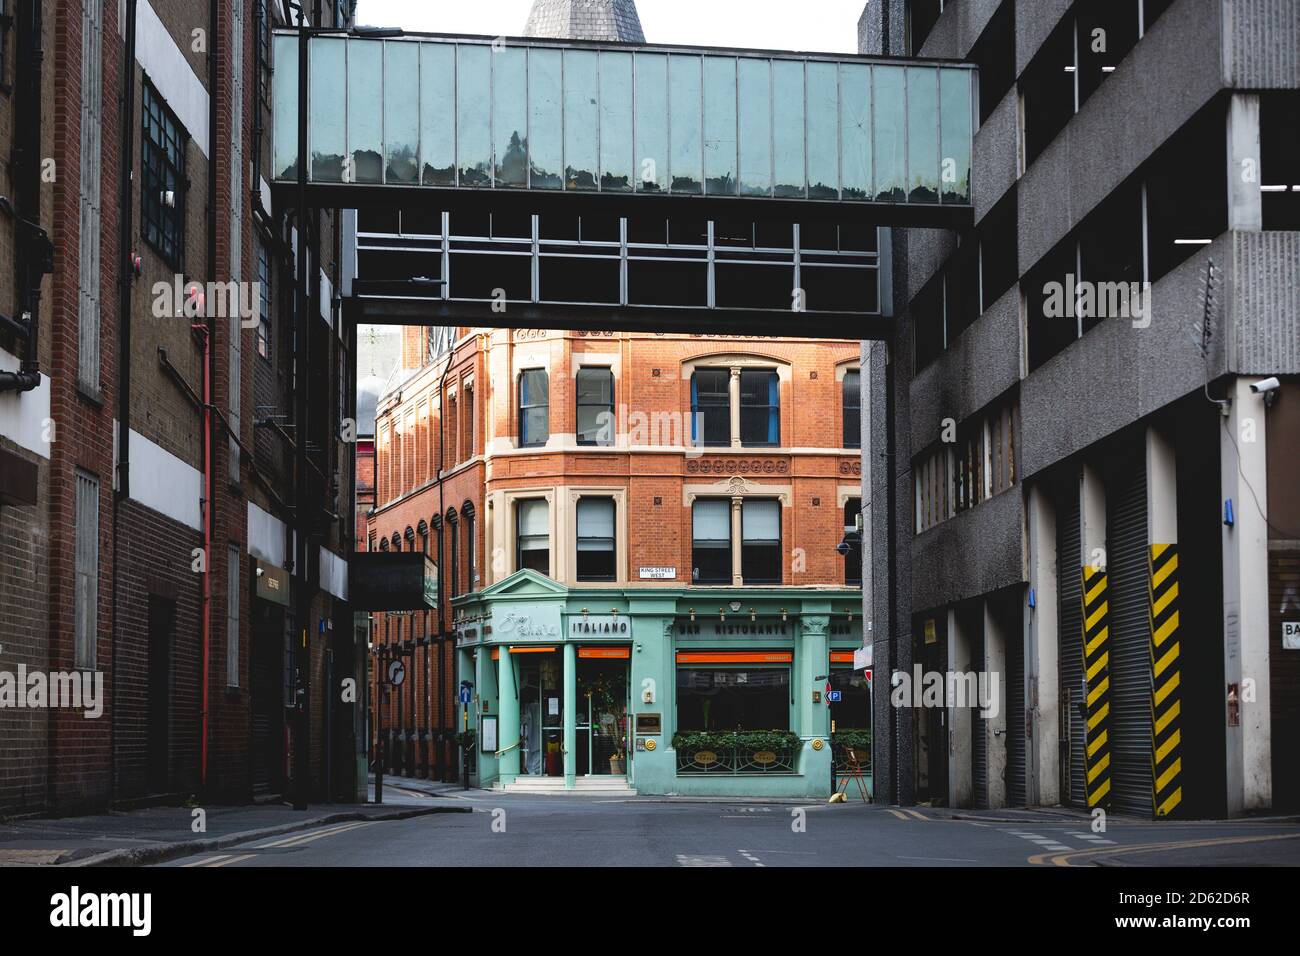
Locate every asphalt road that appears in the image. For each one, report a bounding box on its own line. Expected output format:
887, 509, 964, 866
158, 792, 1300, 868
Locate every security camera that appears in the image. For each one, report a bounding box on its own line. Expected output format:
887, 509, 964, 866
255, 567, 264, 577
1250, 377, 1280, 395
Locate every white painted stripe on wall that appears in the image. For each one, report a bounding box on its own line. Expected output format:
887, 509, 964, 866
0, 348, 52, 460
319, 547, 348, 600
129, 428, 203, 531
134, 0, 210, 158
248, 502, 348, 600
248, 500, 290, 566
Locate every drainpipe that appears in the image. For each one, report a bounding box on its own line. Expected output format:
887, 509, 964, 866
109, 0, 139, 806
434, 343, 453, 780
0, 0, 52, 394
198, 0, 220, 792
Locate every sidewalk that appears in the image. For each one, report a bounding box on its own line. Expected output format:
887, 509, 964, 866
0, 782, 468, 866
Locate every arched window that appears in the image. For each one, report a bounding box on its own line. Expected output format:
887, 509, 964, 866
462, 502, 476, 591
842, 369, 861, 449
446, 509, 460, 599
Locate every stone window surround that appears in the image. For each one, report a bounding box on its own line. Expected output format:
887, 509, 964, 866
684, 477, 792, 587
681, 354, 792, 450
487, 485, 632, 587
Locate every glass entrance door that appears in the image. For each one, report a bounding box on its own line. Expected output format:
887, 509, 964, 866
578, 659, 629, 776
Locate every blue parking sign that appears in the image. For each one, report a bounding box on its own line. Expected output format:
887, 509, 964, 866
827, 690, 842, 703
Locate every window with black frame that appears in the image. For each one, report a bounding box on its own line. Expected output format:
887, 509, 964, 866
741, 499, 781, 584
255, 239, 272, 359
519, 369, 549, 448
447, 512, 459, 598
842, 369, 861, 448
464, 505, 476, 591
676, 668, 790, 731
576, 368, 614, 446
739, 370, 779, 446
844, 498, 862, 586
516, 499, 549, 575
576, 498, 616, 582
690, 369, 730, 447
691, 499, 731, 584
142, 80, 187, 270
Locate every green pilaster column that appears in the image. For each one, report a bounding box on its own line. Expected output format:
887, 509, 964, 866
564, 643, 577, 788
801, 616, 831, 739
498, 648, 520, 783
801, 615, 833, 796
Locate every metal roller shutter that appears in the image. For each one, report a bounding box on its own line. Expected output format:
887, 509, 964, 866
1058, 488, 1086, 808
1006, 601, 1026, 806
1107, 457, 1154, 816
971, 611, 988, 809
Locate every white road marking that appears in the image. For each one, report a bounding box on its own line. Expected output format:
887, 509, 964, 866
676, 854, 733, 867
737, 849, 765, 867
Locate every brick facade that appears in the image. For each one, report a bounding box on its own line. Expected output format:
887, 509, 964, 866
366, 326, 862, 779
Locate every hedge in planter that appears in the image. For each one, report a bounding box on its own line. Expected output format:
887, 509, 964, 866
671, 730, 802, 753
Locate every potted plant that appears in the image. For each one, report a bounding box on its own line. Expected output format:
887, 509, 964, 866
609, 749, 626, 774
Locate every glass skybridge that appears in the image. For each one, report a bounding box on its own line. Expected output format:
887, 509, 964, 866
273, 32, 975, 225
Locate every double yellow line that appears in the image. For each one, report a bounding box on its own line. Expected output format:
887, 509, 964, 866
182, 820, 376, 867
1030, 831, 1300, 866
887, 808, 930, 822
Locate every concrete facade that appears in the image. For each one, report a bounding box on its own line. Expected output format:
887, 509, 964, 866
863, 0, 1300, 817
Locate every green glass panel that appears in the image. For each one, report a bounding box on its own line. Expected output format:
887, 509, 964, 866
635, 53, 669, 193
563, 49, 599, 191
600, 51, 634, 192
384, 41, 419, 184
309, 38, 345, 182
456, 44, 492, 187
347, 40, 383, 184
737, 58, 771, 196
806, 61, 838, 200
494, 46, 528, 188
772, 59, 805, 199
907, 67, 939, 204
273, 35, 299, 181
528, 48, 563, 190
666, 54, 699, 194
873, 65, 905, 203
940, 69, 972, 205
703, 56, 737, 195
840, 63, 872, 201
419, 43, 455, 186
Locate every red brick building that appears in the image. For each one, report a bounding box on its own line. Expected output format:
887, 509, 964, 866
0, 0, 362, 816
366, 324, 864, 780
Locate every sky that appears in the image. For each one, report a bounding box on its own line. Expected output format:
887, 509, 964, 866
353, 0, 867, 55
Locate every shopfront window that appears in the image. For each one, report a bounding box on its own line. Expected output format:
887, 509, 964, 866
576, 497, 616, 582
676, 668, 789, 731
516, 499, 550, 574
691, 498, 731, 584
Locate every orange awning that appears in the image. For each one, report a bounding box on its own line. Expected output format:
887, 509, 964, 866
676, 651, 793, 664
509, 646, 557, 654
830, 651, 856, 664
579, 647, 631, 659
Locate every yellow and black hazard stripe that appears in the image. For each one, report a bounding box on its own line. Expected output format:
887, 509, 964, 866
1081, 565, 1112, 809
1149, 543, 1182, 818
